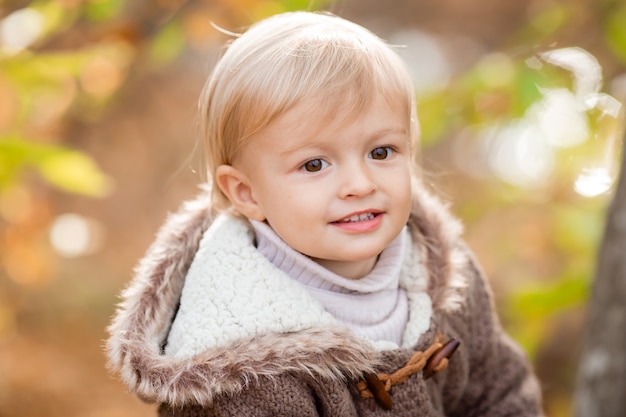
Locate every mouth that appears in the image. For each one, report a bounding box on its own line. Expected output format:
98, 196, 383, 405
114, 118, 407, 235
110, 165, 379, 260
333, 211, 381, 223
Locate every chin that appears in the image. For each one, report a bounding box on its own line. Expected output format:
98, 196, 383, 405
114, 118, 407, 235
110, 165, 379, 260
343, 246, 387, 262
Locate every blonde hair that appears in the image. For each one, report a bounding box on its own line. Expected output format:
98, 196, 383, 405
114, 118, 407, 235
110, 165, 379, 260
199, 11, 418, 212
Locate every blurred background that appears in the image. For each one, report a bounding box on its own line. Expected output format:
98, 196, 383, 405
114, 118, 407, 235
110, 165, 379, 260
0, 0, 624, 416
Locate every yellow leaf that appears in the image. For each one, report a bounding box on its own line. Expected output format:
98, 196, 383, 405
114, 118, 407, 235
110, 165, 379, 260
38, 150, 112, 197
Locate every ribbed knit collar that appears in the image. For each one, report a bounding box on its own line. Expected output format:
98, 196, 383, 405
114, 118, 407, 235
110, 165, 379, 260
251, 220, 406, 293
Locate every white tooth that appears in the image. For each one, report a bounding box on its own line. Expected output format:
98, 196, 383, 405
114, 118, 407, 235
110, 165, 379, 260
340, 213, 375, 222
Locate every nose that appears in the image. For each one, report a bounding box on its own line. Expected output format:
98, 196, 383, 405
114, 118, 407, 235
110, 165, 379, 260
338, 160, 377, 198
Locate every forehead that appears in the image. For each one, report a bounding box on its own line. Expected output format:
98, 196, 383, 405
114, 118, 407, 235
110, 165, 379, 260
252, 93, 408, 150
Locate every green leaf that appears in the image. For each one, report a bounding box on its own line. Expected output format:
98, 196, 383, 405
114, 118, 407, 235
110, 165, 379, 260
279, 0, 331, 11
0, 138, 111, 197
510, 276, 589, 320
604, 5, 626, 64
37, 150, 111, 197
528, 3, 569, 36
83, 0, 125, 22
417, 92, 453, 147
32, 0, 78, 37
512, 67, 544, 117
551, 205, 603, 254
1, 51, 91, 86
150, 21, 186, 64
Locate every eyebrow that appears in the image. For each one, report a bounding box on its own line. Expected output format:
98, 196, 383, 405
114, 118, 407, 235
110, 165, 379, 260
278, 127, 408, 157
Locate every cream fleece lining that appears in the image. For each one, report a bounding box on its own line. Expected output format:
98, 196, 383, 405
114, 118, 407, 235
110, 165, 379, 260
165, 214, 432, 359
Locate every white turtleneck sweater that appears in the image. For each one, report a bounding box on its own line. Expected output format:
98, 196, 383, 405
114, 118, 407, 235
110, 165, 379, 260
250, 220, 409, 346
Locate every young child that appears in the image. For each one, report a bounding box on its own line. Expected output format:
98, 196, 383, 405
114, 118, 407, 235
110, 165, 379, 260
106, 11, 544, 416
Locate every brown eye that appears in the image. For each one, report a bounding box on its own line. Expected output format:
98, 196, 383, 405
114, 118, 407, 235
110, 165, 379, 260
303, 159, 327, 172
370, 147, 392, 160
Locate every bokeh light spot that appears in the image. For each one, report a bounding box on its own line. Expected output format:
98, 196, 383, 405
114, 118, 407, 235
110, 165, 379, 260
49, 213, 103, 258
574, 168, 614, 197
0, 8, 45, 55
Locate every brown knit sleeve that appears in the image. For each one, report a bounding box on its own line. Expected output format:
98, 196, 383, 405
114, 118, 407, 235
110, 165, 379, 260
445, 246, 545, 417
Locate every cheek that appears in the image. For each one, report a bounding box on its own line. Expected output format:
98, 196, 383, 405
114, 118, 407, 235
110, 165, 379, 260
279, 183, 321, 206
261, 187, 311, 223
269, 189, 327, 235
397, 172, 414, 217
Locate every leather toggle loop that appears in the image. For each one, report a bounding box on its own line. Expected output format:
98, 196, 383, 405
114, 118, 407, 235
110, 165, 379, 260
356, 334, 460, 410
423, 338, 460, 380
363, 373, 393, 410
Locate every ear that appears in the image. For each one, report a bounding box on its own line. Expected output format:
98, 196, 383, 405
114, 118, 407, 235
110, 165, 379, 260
215, 165, 266, 221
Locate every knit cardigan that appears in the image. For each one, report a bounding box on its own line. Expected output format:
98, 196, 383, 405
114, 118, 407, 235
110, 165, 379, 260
106, 183, 544, 416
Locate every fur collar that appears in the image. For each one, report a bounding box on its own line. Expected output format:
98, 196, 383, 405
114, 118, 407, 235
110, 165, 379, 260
105, 182, 466, 406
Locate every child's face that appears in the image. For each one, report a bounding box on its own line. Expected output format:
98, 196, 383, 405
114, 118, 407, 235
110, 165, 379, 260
218, 95, 413, 279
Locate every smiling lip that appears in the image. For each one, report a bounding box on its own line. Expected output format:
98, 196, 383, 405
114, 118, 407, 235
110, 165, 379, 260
331, 210, 383, 233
